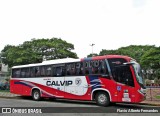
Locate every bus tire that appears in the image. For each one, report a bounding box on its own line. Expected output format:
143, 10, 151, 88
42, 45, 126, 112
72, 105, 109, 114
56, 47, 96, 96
95, 92, 110, 107
32, 89, 41, 101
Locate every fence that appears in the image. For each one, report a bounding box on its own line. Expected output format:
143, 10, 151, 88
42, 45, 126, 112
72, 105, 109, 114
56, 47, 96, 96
145, 86, 160, 101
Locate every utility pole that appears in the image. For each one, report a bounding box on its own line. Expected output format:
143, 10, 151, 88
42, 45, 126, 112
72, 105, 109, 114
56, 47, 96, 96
90, 43, 95, 56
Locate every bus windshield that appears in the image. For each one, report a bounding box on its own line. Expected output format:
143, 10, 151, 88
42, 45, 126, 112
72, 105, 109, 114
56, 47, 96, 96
131, 61, 144, 86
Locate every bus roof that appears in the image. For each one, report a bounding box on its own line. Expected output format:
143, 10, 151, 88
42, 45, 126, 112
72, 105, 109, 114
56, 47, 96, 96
12, 55, 132, 69
82, 55, 132, 61
12, 58, 80, 69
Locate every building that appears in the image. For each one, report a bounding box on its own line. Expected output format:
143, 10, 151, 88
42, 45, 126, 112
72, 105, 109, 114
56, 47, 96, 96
0, 63, 9, 90
0, 63, 8, 77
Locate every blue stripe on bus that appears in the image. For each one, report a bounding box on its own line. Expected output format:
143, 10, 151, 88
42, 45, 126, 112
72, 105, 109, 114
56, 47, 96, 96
88, 75, 101, 91
14, 81, 32, 88
83, 57, 92, 61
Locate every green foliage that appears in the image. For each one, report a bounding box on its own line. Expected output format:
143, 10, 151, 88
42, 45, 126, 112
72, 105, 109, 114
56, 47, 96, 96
99, 49, 118, 56
155, 95, 160, 99
140, 47, 160, 69
1, 38, 78, 67
100, 45, 156, 63
140, 47, 160, 79
87, 53, 98, 57
154, 78, 159, 86
99, 45, 160, 79
158, 79, 160, 85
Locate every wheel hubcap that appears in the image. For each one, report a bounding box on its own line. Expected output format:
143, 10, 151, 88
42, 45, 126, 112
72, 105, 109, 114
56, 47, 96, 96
98, 94, 106, 104
34, 92, 39, 99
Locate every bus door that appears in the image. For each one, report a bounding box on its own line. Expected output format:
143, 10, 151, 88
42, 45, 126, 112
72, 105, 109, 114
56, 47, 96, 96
114, 65, 135, 103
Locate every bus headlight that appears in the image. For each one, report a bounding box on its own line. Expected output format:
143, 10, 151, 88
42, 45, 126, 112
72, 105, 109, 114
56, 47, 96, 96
138, 88, 146, 96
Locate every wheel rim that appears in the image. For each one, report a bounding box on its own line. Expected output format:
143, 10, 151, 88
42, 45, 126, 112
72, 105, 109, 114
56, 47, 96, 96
34, 91, 39, 100
98, 94, 107, 104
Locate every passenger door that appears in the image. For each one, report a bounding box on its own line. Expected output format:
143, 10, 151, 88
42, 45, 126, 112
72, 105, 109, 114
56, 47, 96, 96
108, 58, 135, 103
114, 65, 135, 103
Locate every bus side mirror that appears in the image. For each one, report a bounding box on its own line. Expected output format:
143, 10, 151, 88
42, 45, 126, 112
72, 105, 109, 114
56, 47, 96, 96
101, 74, 110, 79
101, 74, 109, 77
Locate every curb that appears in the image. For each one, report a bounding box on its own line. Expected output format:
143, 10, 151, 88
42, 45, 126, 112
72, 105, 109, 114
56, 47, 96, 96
139, 102, 160, 106
0, 96, 21, 100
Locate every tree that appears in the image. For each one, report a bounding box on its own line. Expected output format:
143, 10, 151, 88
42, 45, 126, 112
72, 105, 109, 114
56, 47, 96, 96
117, 45, 156, 63
140, 47, 160, 79
154, 78, 159, 86
99, 45, 156, 63
140, 47, 160, 69
99, 49, 118, 56
87, 53, 98, 57
1, 38, 78, 67
99, 45, 159, 80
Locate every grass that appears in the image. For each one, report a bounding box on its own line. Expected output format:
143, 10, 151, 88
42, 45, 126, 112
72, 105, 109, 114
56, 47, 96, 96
0, 90, 10, 92
155, 95, 160, 99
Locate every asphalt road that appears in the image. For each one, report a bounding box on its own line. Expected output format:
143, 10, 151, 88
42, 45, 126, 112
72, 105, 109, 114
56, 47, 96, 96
0, 97, 159, 116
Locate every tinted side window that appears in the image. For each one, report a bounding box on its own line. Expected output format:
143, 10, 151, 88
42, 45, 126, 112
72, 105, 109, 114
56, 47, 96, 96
98, 60, 109, 75
75, 62, 84, 75
84, 61, 89, 74
35, 67, 40, 77
114, 66, 134, 86
53, 64, 65, 77
108, 58, 134, 87
21, 68, 26, 78
12, 69, 21, 78
84, 60, 109, 76
40, 66, 46, 77
21, 68, 30, 78
66, 63, 76, 76
66, 62, 84, 76
30, 67, 35, 77
25, 68, 30, 77
93, 60, 99, 74
46, 66, 52, 77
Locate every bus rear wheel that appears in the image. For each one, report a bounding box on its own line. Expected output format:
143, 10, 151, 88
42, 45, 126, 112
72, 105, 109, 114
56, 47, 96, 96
95, 92, 110, 107
32, 89, 41, 101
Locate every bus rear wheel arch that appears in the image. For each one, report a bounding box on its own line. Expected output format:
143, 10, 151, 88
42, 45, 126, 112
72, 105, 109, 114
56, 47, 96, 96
93, 91, 110, 107
32, 89, 41, 101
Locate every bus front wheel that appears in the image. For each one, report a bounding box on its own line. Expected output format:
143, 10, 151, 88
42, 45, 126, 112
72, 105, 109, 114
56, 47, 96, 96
32, 89, 41, 101
95, 92, 110, 107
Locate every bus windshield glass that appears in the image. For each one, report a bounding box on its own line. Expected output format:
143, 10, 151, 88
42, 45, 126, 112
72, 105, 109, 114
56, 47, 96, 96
131, 61, 144, 85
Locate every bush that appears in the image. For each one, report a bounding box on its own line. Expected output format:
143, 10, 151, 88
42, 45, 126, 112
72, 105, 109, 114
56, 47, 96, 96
145, 79, 151, 86
154, 78, 159, 86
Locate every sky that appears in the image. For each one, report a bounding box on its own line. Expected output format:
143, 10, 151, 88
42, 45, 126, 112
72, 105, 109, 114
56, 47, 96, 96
0, 0, 160, 58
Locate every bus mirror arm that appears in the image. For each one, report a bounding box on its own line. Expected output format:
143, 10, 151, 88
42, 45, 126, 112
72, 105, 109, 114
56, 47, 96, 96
123, 62, 134, 65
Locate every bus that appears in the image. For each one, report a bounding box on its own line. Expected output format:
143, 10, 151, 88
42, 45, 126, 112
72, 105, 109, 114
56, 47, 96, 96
10, 55, 146, 106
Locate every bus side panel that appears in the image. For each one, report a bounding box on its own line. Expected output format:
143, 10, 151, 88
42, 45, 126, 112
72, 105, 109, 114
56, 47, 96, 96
99, 78, 118, 102
10, 79, 23, 95
28, 81, 90, 100
134, 79, 146, 102
22, 84, 32, 96
63, 76, 92, 100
